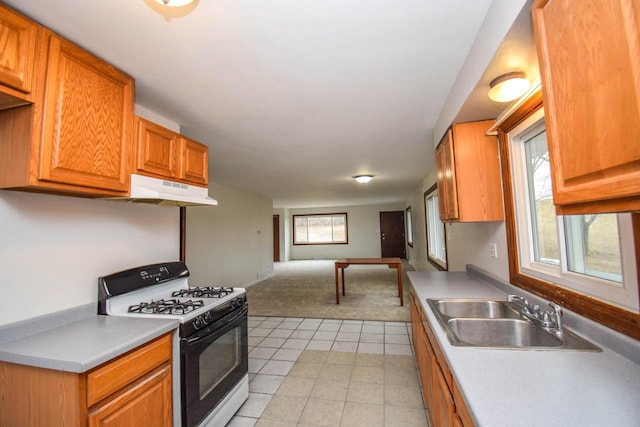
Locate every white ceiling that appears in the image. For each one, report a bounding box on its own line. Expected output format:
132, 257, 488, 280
7, 0, 531, 208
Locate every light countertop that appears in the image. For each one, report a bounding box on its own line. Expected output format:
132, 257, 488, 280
408, 270, 640, 427
0, 315, 178, 372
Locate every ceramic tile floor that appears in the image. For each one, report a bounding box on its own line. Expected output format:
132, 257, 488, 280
226, 316, 429, 427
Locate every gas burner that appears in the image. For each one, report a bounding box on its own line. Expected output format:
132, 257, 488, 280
128, 299, 204, 315
172, 286, 235, 298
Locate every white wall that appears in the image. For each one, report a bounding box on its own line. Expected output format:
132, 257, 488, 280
446, 221, 509, 280
287, 203, 405, 260
185, 182, 273, 287
0, 191, 179, 326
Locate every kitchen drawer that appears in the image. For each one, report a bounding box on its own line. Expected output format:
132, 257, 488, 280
87, 333, 171, 407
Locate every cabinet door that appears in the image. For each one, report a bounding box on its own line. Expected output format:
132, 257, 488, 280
436, 130, 458, 221
533, 0, 640, 213
39, 35, 133, 193
435, 145, 448, 220
442, 130, 459, 220
135, 117, 180, 180
0, 4, 37, 95
434, 363, 455, 427
180, 137, 208, 185
421, 325, 436, 424
451, 121, 503, 221
88, 363, 172, 427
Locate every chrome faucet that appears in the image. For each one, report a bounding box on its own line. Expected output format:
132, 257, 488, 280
507, 294, 528, 307
507, 294, 564, 336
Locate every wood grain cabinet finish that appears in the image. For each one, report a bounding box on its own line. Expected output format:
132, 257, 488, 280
0, 333, 172, 427
39, 34, 133, 194
181, 137, 208, 185
410, 290, 475, 427
532, 0, 640, 214
134, 115, 209, 187
0, 3, 38, 104
135, 116, 180, 180
0, 10, 134, 197
435, 120, 504, 222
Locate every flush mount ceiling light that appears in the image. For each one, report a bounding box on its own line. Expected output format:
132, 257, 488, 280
353, 175, 373, 184
488, 71, 530, 103
155, 0, 194, 6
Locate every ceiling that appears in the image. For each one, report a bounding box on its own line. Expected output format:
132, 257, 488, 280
7, 0, 535, 208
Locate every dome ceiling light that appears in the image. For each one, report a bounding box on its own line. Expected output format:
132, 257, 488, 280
353, 175, 373, 184
155, 0, 195, 6
488, 71, 530, 103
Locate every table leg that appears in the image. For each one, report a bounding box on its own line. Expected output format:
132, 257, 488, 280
341, 268, 346, 296
397, 263, 403, 306
335, 264, 340, 304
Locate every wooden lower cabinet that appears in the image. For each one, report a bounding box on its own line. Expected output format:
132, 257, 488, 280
410, 290, 474, 427
88, 364, 172, 427
0, 333, 172, 427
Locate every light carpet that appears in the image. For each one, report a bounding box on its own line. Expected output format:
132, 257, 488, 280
245, 260, 413, 322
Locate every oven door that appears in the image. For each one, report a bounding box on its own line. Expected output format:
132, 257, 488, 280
181, 304, 248, 427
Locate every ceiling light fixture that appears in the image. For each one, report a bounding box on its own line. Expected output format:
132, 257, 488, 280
155, 0, 195, 6
354, 175, 373, 184
488, 71, 530, 103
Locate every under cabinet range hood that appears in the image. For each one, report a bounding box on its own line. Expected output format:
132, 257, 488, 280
112, 174, 218, 207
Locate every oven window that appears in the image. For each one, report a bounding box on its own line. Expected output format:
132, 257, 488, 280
199, 326, 242, 399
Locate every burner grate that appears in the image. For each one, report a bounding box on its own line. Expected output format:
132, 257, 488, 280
172, 286, 235, 298
128, 298, 204, 315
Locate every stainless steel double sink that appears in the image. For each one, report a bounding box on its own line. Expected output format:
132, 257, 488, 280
427, 298, 600, 351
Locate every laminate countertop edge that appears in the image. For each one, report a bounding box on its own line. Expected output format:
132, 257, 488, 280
408, 268, 640, 427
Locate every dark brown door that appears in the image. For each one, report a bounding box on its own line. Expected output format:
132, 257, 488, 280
380, 211, 405, 258
273, 215, 280, 262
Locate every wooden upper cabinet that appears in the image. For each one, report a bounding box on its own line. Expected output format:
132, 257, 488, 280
180, 137, 208, 185
0, 3, 38, 101
134, 115, 209, 187
39, 35, 133, 193
0, 25, 134, 197
436, 120, 504, 222
532, 0, 640, 214
135, 116, 180, 180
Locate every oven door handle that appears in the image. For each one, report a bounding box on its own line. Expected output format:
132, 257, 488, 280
183, 304, 248, 346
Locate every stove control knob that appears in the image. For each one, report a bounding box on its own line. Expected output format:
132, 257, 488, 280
203, 312, 212, 325
194, 316, 204, 330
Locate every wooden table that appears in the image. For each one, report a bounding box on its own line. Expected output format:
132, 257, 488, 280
334, 258, 403, 306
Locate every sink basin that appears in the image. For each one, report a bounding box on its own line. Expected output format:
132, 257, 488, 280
446, 318, 563, 347
429, 299, 520, 319
426, 298, 601, 351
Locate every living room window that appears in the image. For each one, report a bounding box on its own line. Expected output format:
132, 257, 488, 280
508, 108, 638, 312
293, 213, 348, 245
424, 185, 447, 270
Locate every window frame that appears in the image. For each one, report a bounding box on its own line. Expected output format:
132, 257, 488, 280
292, 212, 349, 245
406, 206, 413, 248
509, 107, 637, 310
424, 184, 448, 271
497, 90, 640, 340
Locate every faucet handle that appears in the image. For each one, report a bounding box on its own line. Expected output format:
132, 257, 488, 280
548, 302, 564, 334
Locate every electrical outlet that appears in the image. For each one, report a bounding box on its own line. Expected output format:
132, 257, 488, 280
490, 243, 498, 258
